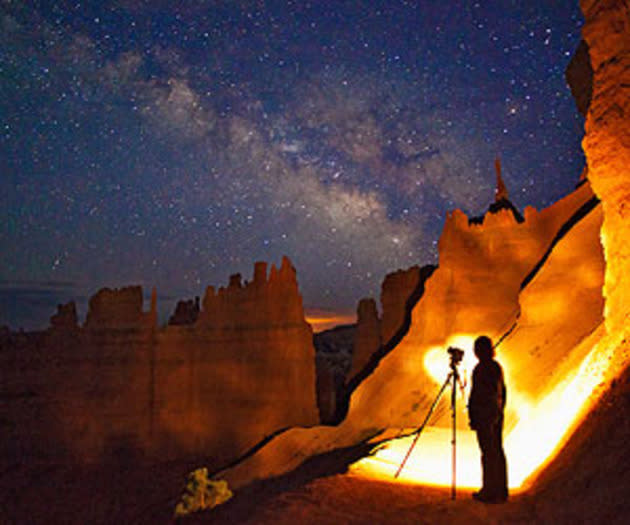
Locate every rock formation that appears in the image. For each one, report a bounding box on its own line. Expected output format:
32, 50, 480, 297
494, 157, 509, 201
380, 267, 426, 346
197, 258, 307, 329
347, 265, 432, 388
566, 39, 594, 117
168, 297, 200, 325
156, 256, 318, 463
85, 286, 151, 329
580, 0, 630, 340
340, 178, 602, 431
471, 160, 525, 224
49, 301, 78, 332
0, 257, 318, 469
348, 298, 381, 384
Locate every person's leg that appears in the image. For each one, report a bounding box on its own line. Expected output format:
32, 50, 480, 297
475, 426, 493, 497
495, 418, 508, 500
476, 422, 508, 502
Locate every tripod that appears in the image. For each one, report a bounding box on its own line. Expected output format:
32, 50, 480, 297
394, 352, 466, 500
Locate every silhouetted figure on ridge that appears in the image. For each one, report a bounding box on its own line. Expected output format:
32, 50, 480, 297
468, 335, 508, 503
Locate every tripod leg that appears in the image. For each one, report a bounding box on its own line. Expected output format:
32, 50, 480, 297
394, 372, 453, 479
451, 371, 457, 500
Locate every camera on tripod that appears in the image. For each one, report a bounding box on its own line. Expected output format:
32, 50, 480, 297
395, 343, 468, 498
447, 346, 464, 368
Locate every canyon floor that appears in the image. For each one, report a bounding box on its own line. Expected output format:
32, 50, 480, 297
3, 346, 630, 525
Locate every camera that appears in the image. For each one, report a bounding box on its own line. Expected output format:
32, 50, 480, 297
447, 346, 464, 366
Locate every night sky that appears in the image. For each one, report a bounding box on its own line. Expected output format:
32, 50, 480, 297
1, 1, 585, 329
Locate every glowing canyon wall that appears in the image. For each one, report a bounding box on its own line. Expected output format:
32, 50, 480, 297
580, 0, 630, 339
345, 182, 603, 432
217, 179, 606, 490
0, 257, 318, 467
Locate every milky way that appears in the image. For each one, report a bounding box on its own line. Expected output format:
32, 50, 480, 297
1, 1, 585, 328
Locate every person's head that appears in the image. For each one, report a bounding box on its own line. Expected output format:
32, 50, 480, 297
474, 335, 494, 362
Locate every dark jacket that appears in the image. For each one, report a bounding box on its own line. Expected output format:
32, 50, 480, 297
468, 359, 506, 430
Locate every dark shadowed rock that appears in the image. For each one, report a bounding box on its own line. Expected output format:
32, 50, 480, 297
566, 39, 594, 117
348, 298, 381, 384
85, 286, 146, 329
49, 301, 78, 331
168, 297, 200, 325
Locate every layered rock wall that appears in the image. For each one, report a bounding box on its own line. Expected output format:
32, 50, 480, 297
580, 0, 630, 339
0, 259, 318, 468
1, 287, 157, 463
155, 257, 317, 463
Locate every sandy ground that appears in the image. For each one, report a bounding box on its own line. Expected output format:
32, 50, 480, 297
199, 474, 540, 525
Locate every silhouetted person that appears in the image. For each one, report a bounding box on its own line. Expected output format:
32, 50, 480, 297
468, 335, 508, 503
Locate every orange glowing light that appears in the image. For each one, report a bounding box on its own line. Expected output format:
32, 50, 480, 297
350, 329, 621, 491
305, 309, 356, 333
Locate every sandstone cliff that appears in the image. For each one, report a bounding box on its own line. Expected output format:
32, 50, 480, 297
333, 178, 603, 432
0, 258, 318, 469
580, 0, 630, 340
156, 257, 318, 463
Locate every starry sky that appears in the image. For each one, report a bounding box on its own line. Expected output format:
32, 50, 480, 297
1, 1, 585, 330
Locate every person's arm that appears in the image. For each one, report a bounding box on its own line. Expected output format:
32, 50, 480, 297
499, 365, 506, 411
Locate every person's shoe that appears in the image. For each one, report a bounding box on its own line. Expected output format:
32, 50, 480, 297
472, 491, 488, 501
472, 491, 508, 504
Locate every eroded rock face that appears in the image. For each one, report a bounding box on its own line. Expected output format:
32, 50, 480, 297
198, 257, 306, 329
85, 286, 147, 329
156, 256, 318, 464
580, 0, 630, 338
380, 267, 423, 345
1, 257, 318, 468
168, 297, 200, 325
347, 266, 426, 386
344, 181, 601, 430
